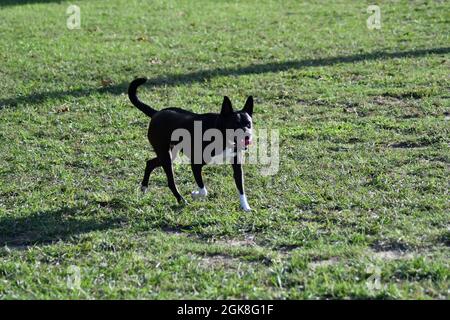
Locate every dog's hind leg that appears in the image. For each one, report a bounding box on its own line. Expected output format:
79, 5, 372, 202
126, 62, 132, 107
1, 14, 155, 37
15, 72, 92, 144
160, 152, 186, 204
141, 157, 161, 193
191, 164, 207, 199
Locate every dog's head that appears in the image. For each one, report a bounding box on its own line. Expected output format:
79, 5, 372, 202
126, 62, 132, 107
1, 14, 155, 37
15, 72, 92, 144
219, 96, 254, 150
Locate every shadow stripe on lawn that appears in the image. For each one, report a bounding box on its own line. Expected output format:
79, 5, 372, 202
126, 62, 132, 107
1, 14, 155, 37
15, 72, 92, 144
1, 47, 449, 108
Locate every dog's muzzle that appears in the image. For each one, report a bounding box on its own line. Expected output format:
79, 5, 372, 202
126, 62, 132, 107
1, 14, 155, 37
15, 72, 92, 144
238, 135, 252, 151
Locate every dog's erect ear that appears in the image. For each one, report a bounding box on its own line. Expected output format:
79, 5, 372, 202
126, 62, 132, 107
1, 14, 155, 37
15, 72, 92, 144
242, 96, 253, 116
221, 96, 233, 116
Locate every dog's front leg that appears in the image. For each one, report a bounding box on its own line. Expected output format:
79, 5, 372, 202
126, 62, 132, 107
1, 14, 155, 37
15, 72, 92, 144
191, 164, 207, 199
231, 160, 251, 211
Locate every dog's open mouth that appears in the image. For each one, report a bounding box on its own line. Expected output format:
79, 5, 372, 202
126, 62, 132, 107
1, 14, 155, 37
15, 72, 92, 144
233, 136, 252, 150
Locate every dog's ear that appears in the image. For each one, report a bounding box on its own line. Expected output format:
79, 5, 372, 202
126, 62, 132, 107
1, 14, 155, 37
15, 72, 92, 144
220, 96, 233, 116
242, 96, 253, 116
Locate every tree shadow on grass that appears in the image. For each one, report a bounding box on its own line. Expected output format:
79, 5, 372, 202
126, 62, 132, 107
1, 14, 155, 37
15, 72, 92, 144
1, 47, 449, 109
0, 0, 63, 7
0, 206, 124, 247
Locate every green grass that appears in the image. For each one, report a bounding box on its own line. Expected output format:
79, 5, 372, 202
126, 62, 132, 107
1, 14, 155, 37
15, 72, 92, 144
0, 0, 449, 299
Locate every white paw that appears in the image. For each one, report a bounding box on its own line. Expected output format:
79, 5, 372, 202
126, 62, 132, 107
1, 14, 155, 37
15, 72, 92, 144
239, 194, 252, 211
141, 186, 148, 194
191, 187, 207, 200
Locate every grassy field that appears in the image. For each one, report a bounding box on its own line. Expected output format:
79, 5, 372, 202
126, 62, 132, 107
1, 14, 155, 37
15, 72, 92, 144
0, 0, 449, 299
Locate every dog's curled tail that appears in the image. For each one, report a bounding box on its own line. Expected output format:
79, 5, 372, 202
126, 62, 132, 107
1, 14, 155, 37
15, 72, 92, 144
128, 78, 157, 118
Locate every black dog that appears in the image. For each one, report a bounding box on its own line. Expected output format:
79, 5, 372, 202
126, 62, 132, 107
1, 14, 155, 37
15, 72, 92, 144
128, 78, 254, 211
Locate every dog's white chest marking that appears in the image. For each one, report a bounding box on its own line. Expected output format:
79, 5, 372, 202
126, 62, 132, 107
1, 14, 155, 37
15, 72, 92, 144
208, 147, 236, 164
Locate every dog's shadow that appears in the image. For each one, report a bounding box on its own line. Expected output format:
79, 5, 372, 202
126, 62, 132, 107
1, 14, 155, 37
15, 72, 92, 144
0, 206, 123, 248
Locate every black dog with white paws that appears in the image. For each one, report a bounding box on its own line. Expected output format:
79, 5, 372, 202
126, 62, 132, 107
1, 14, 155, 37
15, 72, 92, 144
128, 78, 254, 211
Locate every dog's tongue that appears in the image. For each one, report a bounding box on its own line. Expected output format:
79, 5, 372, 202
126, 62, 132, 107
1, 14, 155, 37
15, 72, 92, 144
244, 136, 252, 146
